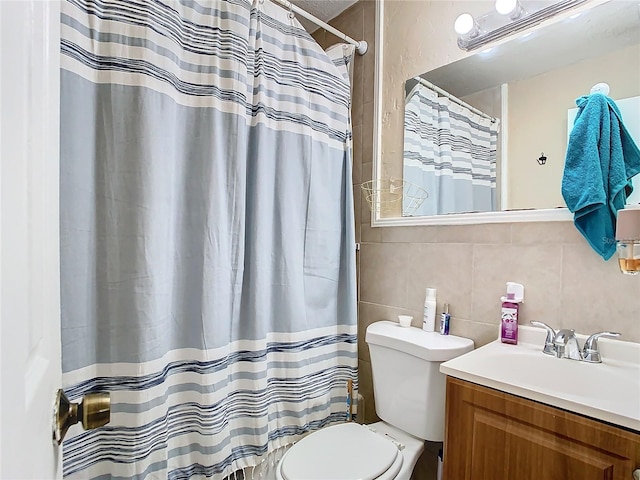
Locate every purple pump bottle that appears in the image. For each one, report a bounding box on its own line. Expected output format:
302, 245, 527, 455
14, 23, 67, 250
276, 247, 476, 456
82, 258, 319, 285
500, 282, 524, 345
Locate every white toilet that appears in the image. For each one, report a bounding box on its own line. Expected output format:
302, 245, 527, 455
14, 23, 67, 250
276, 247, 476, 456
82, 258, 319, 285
275, 320, 474, 480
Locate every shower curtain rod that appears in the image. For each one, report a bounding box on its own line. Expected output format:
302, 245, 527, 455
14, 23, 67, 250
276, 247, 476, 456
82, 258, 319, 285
417, 77, 497, 123
269, 0, 368, 55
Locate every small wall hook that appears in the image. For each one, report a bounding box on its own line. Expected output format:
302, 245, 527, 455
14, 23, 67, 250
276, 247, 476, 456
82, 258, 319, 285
590, 82, 610, 96
537, 152, 547, 165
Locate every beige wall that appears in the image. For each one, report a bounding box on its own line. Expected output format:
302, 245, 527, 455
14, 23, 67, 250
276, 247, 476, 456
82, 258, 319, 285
507, 44, 640, 209
318, 3, 639, 479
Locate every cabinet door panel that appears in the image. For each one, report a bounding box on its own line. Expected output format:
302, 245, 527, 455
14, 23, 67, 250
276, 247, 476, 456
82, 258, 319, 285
444, 377, 640, 480
474, 412, 615, 479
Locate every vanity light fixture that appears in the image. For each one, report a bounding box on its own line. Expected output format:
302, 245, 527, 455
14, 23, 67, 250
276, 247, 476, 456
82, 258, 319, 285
495, 0, 526, 20
454, 0, 588, 51
454, 13, 482, 38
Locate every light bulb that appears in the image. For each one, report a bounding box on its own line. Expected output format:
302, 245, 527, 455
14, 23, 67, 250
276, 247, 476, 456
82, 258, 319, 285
454, 13, 475, 35
495, 0, 517, 15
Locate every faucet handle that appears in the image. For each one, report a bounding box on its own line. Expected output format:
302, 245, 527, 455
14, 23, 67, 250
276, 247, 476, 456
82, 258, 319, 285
582, 331, 621, 363
529, 321, 557, 355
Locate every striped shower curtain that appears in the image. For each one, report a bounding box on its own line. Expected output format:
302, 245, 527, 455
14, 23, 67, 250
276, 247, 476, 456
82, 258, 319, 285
59, 0, 357, 478
403, 81, 499, 216
326, 43, 356, 166
326, 43, 356, 92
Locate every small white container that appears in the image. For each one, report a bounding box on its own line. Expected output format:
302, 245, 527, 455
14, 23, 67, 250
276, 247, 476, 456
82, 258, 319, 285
398, 315, 413, 328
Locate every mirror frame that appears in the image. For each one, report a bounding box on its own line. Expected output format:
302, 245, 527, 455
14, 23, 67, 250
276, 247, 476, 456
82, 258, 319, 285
371, 0, 573, 226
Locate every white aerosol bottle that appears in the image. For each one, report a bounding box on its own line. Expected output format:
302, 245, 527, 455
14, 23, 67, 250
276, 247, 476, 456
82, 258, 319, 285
423, 288, 437, 332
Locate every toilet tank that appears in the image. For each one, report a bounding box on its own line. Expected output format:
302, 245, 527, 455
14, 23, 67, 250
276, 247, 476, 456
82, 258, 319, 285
365, 321, 474, 442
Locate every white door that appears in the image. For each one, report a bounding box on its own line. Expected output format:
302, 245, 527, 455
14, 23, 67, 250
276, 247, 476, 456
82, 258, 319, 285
0, 0, 63, 478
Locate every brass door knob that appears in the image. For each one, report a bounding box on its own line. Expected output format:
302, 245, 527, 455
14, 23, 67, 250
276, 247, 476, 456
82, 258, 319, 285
53, 389, 110, 445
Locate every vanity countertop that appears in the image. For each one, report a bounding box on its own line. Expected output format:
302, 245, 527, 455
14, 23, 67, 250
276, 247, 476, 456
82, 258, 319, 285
440, 325, 640, 432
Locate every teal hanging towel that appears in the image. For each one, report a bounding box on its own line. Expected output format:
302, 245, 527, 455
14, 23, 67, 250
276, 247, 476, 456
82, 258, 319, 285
562, 93, 640, 260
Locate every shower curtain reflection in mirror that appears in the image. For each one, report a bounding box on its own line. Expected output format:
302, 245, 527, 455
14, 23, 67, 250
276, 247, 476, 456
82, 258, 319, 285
403, 79, 500, 216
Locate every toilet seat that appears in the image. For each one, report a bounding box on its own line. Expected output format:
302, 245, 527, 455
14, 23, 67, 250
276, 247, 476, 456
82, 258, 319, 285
277, 423, 403, 480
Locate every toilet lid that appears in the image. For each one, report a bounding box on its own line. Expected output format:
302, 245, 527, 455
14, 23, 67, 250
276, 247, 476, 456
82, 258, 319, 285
280, 423, 401, 480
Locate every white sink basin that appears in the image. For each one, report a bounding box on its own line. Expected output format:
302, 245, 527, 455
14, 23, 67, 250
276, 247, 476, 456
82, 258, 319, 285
440, 325, 640, 431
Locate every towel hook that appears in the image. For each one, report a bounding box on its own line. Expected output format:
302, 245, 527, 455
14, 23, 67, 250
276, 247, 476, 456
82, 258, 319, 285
590, 83, 610, 96
537, 152, 547, 165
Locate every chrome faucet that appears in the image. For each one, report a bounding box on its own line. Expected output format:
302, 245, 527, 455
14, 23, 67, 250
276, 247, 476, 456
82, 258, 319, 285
553, 329, 582, 360
529, 322, 621, 363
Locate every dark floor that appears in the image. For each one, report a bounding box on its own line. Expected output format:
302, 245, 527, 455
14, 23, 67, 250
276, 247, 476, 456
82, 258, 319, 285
411, 441, 442, 480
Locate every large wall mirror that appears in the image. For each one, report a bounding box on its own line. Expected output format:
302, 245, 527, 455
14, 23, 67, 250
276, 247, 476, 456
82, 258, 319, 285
372, 0, 640, 226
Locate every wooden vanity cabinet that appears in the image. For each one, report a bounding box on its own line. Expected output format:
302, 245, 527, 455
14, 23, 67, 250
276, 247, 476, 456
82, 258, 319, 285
443, 377, 640, 480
